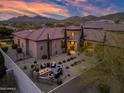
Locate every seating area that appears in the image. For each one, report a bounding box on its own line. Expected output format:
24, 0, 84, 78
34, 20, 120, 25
29, 55, 79, 85
31, 61, 64, 85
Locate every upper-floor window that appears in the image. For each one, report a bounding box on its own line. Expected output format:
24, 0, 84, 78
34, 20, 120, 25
71, 32, 75, 37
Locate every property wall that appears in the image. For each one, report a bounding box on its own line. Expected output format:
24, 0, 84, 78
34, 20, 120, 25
0, 49, 44, 93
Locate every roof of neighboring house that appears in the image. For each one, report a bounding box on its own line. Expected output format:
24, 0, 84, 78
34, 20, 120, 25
84, 21, 124, 32
84, 22, 124, 48
13, 27, 65, 41
84, 29, 104, 42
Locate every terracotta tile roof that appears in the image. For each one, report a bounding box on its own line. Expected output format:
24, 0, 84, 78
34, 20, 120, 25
13, 27, 65, 41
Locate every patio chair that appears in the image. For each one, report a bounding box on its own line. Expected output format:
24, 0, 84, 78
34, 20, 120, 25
51, 62, 56, 68
40, 64, 44, 69
47, 63, 50, 67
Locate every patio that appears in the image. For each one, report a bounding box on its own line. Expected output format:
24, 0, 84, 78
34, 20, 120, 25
7, 47, 101, 93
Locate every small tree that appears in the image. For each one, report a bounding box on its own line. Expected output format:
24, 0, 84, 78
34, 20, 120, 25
0, 51, 6, 79
16, 48, 22, 54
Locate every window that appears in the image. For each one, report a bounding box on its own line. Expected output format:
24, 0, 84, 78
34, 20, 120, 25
70, 41, 75, 45
40, 46, 43, 50
71, 32, 74, 37
61, 39, 65, 48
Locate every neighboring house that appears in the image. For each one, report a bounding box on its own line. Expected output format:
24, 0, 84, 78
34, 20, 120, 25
13, 27, 82, 59
83, 21, 124, 57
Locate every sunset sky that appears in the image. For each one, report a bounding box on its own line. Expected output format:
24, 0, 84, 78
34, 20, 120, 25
0, 0, 124, 20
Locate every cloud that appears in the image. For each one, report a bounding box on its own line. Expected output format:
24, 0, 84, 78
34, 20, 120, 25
0, 0, 70, 20
80, 4, 118, 16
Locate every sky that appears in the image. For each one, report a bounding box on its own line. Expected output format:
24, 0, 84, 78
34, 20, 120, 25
0, 0, 124, 20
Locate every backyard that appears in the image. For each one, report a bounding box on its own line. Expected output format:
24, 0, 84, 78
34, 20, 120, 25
7, 47, 101, 93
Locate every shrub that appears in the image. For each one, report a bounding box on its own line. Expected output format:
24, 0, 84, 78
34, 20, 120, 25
42, 55, 47, 59
68, 52, 71, 55
0, 52, 6, 79
1, 47, 8, 53
98, 84, 110, 93
63, 60, 66, 63
65, 66, 69, 69
70, 64, 74, 67
31, 65, 34, 69
74, 62, 78, 65
0, 52, 4, 66
58, 62, 62, 64
12, 44, 17, 49
16, 48, 22, 54
67, 59, 70, 62
0, 66, 6, 79
67, 74, 70, 77
57, 79, 63, 85
23, 66, 27, 70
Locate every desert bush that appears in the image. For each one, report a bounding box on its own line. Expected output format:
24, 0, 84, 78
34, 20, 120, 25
1, 47, 8, 53
98, 84, 110, 93
16, 48, 22, 54
42, 55, 47, 59
12, 44, 17, 49
57, 79, 63, 85
0, 52, 6, 79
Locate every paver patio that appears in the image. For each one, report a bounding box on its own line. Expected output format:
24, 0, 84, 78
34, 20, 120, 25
7, 47, 101, 93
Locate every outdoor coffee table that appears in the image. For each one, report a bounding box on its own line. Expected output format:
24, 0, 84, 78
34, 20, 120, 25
39, 68, 51, 76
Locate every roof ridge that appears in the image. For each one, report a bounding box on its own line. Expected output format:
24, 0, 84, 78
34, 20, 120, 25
36, 28, 46, 40
26, 30, 35, 38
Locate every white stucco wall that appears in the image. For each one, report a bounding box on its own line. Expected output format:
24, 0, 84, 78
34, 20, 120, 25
37, 41, 48, 59
0, 49, 44, 93
51, 39, 64, 56
36, 39, 64, 59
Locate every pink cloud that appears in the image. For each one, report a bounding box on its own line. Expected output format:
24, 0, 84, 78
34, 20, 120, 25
0, 0, 71, 20
80, 4, 118, 16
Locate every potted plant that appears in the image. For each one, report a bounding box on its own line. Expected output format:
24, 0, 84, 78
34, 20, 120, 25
57, 79, 63, 85
16, 48, 22, 54
1, 47, 8, 53
42, 55, 47, 59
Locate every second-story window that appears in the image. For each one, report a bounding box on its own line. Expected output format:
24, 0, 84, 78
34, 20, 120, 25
71, 32, 74, 37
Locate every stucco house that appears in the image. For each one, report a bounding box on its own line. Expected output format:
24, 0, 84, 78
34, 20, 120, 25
13, 21, 124, 59
83, 21, 124, 57
13, 27, 83, 59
